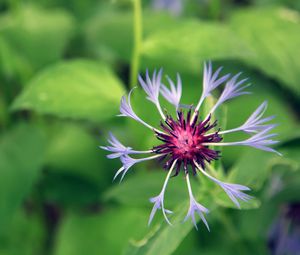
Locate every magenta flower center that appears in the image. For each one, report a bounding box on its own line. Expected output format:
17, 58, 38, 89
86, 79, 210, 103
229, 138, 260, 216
153, 110, 222, 176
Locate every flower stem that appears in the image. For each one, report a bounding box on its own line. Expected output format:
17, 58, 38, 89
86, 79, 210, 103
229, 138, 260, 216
130, 0, 143, 89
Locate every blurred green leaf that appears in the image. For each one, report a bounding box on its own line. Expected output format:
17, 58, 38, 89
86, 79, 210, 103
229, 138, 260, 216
279, 146, 300, 170
270, 145, 300, 203
273, 172, 300, 203
104, 171, 187, 207
228, 150, 277, 190
53, 207, 149, 255
0, 4, 75, 71
0, 209, 46, 255
227, 141, 300, 192
41, 171, 101, 208
141, 20, 251, 73
230, 7, 300, 96
84, 10, 176, 62
123, 197, 211, 255
0, 124, 45, 235
11, 59, 125, 122
0, 36, 32, 82
45, 123, 107, 184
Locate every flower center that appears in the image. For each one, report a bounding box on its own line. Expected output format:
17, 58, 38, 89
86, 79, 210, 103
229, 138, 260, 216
153, 110, 222, 176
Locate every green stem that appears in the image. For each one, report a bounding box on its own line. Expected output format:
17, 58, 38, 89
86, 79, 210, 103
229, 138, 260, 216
130, 0, 143, 89
209, 0, 221, 20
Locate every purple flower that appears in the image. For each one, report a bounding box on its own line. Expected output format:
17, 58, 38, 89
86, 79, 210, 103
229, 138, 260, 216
269, 203, 300, 255
102, 62, 280, 229
152, 0, 183, 16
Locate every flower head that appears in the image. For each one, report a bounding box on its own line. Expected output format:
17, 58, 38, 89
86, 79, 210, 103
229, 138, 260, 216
102, 62, 280, 230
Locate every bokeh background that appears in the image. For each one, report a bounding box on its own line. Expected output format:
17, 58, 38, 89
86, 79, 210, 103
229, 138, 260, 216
0, 0, 300, 254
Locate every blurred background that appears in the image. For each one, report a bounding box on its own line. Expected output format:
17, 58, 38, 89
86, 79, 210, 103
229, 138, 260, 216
0, 0, 300, 254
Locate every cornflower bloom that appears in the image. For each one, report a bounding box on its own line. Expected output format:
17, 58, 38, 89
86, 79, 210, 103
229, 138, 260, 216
102, 62, 280, 230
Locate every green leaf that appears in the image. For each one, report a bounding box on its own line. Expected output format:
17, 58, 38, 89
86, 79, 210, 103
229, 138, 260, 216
40, 171, 101, 208
227, 133, 300, 195
230, 7, 300, 96
141, 20, 251, 74
123, 196, 212, 255
45, 123, 109, 185
0, 4, 75, 70
85, 9, 250, 72
228, 150, 277, 190
0, 124, 45, 235
104, 171, 187, 207
0, 209, 46, 255
0, 36, 32, 82
53, 207, 149, 255
84, 10, 177, 62
11, 59, 125, 122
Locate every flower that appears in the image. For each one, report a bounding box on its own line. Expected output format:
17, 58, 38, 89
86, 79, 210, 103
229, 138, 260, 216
152, 0, 183, 16
102, 62, 280, 230
269, 203, 300, 255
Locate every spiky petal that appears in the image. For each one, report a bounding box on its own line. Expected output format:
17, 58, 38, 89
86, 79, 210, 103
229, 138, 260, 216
239, 126, 280, 154
100, 133, 132, 159
239, 101, 275, 133
209, 73, 250, 115
118, 88, 158, 130
219, 101, 276, 135
202, 62, 231, 99
148, 160, 177, 225
196, 162, 252, 208
139, 69, 163, 104
160, 73, 182, 110
148, 194, 173, 226
194, 62, 230, 112
217, 182, 252, 208
114, 154, 161, 182
184, 174, 210, 230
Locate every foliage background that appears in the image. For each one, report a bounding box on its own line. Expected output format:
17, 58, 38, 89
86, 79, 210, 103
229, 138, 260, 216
0, 0, 300, 254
